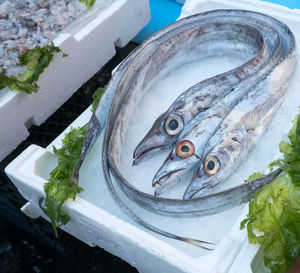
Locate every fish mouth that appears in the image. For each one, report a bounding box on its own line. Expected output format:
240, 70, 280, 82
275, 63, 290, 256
183, 186, 205, 200
153, 169, 184, 196
133, 145, 168, 166
183, 174, 215, 200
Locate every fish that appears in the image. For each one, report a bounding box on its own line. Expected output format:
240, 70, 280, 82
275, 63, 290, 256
73, 10, 296, 248
132, 20, 275, 165
184, 47, 296, 200
132, 14, 286, 166
152, 33, 284, 196
152, 9, 296, 197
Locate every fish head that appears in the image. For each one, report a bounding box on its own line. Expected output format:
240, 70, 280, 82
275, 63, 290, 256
183, 129, 247, 200
152, 139, 200, 196
133, 111, 185, 165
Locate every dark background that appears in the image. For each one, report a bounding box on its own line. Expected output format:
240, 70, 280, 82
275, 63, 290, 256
0, 43, 139, 273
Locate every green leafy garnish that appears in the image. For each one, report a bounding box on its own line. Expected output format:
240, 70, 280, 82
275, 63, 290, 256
79, 0, 96, 8
91, 86, 106, 112
244, 172, 264, 182
0, 42, 62, 94
241, 110, 300, 273
42, 125, 87, 237
42, 87, 105, 236
241, 175, 300, 272
268, 113, 300, 184
0, 73, 39, 94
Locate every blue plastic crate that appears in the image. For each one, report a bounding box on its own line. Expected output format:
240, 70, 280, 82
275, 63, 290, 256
133, 0, 182, 43
133, 0, 300, 44
263, 0, 299, 9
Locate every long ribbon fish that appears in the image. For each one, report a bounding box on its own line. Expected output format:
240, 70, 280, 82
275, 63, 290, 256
133, 15, 282, 165
72, 10, 296, 248
151, 16, 289, 195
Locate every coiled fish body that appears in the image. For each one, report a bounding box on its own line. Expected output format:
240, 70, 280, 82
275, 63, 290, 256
132, 13, 284, 166
152, 42, 282, 196
72, 10, 296, 248
152, 10, 296, 198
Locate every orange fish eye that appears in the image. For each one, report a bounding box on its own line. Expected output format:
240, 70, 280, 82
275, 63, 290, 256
176, 140, 195, 158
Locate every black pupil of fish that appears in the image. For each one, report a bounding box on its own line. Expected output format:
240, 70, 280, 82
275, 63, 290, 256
181, 145, 189, 153
169, 119, 179, 130
207, 160, 215, 170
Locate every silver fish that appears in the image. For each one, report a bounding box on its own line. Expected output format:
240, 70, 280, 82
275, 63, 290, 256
150, 9, 296, 196
132, 16, 283, 165
152, 33, 284, 196
183, 46, 297, 199
73, 10, 296, 248
133, 21, 270, 165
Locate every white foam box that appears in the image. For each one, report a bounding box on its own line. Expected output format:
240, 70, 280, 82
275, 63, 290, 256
0, 0, 150, 161
5, 0, 300, 272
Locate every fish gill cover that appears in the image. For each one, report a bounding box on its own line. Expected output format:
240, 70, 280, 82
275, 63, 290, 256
241, 109, 300, 273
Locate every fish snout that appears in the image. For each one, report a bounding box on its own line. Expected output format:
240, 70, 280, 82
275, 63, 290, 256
153, 168, 184, 196
183, 167, 209, 200
183, 183, 199, 200
133, 134, 170, 165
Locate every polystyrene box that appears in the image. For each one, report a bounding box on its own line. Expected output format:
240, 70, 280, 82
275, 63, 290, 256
5, 0, 300, 272
0, 0, 150, 161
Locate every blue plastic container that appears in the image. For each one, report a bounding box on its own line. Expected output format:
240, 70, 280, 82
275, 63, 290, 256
133, 0, 182, 43
133, 0, 300, 44
263, 0, 299, 9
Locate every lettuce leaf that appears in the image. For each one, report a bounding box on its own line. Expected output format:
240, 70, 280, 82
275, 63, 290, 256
242, 175, 300, 273
241, 110, 300, 272
269, 113, 300, 184
0, 73, 39, 94
244, 172, 264, 183
0, 42, 62, 94
91, 86, 105, 112
41, 125, 87, 236
79, 0, 96, 8
42, 87, 105, 236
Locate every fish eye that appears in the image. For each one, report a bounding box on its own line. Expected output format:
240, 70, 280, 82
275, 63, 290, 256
164, 114, 184, 136
204, 156, 220, 175
176, 140, 195, 158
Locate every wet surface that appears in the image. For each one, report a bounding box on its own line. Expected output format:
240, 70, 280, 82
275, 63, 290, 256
0, 43, 139, 273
